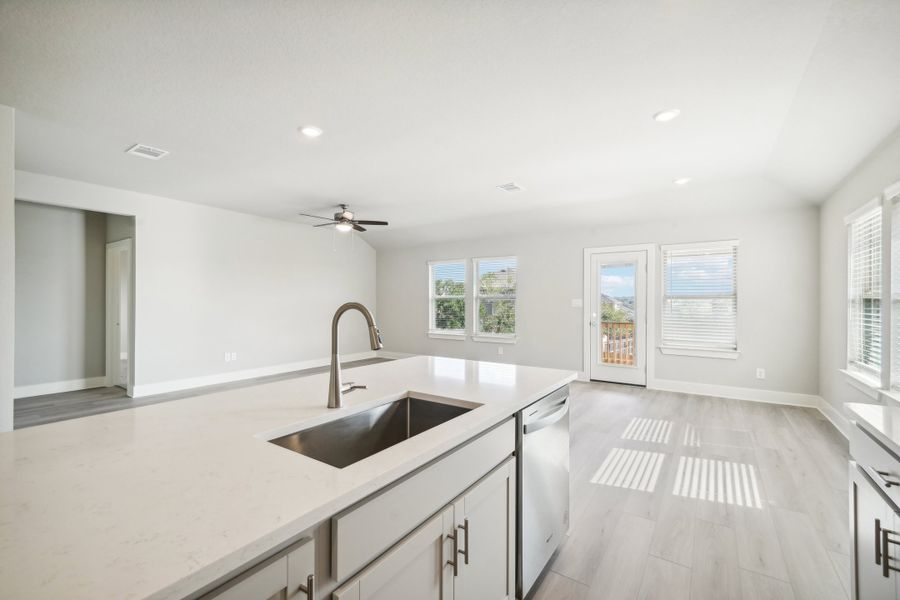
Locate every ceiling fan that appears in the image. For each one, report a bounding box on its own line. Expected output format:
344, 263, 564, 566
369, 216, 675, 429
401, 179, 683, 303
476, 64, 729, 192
298, 204, 389, 233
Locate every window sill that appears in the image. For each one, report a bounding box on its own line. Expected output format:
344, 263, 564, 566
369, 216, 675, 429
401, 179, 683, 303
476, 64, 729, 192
427, 331, 466, 340
840, 368, 881, 399
472, 335, 517, 344
658, 346, 739, 359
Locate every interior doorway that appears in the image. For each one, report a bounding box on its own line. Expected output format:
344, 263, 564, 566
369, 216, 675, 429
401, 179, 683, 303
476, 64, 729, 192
105, 239, 133, 392
584, 245, 655, 386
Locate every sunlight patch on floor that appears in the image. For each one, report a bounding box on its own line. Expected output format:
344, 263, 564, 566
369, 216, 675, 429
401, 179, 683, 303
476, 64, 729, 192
591, 447, 666, 492
622, 417, 673, 444
672, 455, 762, 508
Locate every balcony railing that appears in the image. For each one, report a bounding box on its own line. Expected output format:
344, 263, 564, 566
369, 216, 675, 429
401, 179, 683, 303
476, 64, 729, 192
601, 321, 635, 365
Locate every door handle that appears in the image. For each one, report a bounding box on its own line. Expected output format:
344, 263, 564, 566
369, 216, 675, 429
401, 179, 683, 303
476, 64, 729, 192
877, 519, 900, 577
447, 530, 459, 576
458, 519, 469, 565
876, 470, 900, 488
297, 574, 314, 599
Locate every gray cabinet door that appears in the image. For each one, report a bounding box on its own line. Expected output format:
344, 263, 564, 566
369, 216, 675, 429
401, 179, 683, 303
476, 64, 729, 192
332, 506, 455, 600
852, 466, 896, 600
453, 458, 516, 600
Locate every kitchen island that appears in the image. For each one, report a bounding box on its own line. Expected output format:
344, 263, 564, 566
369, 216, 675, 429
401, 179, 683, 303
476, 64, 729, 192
0, 356, 576, 599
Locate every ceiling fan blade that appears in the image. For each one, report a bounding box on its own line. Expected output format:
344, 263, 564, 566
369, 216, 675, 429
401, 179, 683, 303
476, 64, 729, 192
313, 222, 336, 227
352, 224, 367, 232
298, 213, 335, 221
353, 220, 389, 226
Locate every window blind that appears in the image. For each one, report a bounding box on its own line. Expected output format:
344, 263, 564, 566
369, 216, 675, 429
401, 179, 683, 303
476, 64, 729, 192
474, 257, 517, 336
662, 242, 738, 351
429, 260, 466, 332
848, 206, 882, 377
890, 198, 900, 388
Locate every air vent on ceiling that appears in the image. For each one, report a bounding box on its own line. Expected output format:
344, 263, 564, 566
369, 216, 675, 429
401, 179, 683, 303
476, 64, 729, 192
497, 182, 525, 192
125, 143, 169, 160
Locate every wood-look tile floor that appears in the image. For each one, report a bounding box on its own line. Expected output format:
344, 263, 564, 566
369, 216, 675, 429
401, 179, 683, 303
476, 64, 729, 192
532, 381, 850, 600
13, 357, 391, 429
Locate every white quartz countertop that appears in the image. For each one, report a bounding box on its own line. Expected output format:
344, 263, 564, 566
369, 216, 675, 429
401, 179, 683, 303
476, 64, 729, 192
847, 402, 900, 456
0, 356, 576, 600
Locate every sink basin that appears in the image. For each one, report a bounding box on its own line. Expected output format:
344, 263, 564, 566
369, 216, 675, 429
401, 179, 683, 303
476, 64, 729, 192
268, 397, 475, 468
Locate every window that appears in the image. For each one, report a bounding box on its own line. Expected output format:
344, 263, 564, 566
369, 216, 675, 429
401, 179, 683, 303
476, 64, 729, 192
474, 257, 517, 337
428, 260, 467, 335
847, 203, 882, 380
661, 241, 738, 355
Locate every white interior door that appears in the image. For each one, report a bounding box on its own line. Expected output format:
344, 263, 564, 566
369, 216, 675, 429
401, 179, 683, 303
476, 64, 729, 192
589, 250, 647, 385
106, 239, 132, 390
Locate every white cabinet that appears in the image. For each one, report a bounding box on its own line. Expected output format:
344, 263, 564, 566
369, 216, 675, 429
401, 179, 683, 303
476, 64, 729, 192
205, 537, 316, 600
851, 465, 898, 599
332, 506, 455, 600
333, 458, 516, 600
453, 458, 516, 600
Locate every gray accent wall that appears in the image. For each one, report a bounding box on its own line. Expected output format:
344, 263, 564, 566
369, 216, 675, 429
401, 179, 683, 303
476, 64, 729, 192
0, 104, 14, 431
377, 205, 820, 395
14, 201, 107, 387
819, 126, 900, 412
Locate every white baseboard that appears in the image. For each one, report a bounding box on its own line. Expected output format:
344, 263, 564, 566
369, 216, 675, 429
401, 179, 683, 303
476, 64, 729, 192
15, 376, 107, 399
817, 397, 851, 439
131, 351, 378, 397
648, 377, 821, 407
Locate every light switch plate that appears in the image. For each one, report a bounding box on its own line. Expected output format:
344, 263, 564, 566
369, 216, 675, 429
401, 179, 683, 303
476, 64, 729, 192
571, 298, 583, 308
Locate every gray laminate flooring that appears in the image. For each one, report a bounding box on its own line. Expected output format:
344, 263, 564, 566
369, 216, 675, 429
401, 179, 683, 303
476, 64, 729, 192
14, 358, 392, 429
532, 381, 849, 600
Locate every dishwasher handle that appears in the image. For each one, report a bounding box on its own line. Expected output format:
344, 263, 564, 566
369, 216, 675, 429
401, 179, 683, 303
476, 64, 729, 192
524, 400, 569, 435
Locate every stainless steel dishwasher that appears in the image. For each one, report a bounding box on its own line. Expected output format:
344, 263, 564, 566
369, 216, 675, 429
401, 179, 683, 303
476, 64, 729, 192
516, 385, 570, 598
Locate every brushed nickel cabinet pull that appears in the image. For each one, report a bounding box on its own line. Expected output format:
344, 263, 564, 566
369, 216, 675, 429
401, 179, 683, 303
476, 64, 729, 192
876, 470, 900, 488
447, 532, 459, 576
881, 526, 900, 578
877, 519, 883, 565
458, 519, 470, 565
297, 574, 315, 599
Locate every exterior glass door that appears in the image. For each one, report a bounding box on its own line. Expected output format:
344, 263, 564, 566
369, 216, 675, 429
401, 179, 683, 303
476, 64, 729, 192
590, 251, 647, 385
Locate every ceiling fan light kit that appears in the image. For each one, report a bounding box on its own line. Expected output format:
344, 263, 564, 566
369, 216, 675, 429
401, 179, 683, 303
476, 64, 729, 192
298, 204, 389, 234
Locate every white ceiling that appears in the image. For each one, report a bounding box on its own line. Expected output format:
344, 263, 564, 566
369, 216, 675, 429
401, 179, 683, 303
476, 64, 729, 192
2, 0, 899, 248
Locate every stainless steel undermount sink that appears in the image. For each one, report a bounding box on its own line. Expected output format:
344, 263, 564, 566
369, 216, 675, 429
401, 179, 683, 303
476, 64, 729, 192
268, 397, 476, 468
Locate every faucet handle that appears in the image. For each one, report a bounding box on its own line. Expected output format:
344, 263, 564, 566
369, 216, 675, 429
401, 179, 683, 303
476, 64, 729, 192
341, 382, 367, 394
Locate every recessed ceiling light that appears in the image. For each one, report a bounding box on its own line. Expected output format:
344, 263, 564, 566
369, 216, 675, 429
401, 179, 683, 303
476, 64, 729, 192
497, 182, 525, 192
300, 125, 323, 138
653, 109, 681, 123
673, 177, 692, 186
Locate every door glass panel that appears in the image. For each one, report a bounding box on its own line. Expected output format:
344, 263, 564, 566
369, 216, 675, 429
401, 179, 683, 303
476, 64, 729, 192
599, 263, 636, 366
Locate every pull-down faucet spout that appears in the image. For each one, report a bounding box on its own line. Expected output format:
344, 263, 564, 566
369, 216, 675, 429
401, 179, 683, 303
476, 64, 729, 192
327, 302, 383, 409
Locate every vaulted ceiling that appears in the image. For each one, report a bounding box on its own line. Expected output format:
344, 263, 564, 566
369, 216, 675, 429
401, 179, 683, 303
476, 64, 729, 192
2, 0, 900, 247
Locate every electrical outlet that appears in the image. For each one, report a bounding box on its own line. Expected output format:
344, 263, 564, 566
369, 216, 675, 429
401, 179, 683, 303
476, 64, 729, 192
231, 352, 238, 362
497, 346, 504, 356
756, 368, 766, 380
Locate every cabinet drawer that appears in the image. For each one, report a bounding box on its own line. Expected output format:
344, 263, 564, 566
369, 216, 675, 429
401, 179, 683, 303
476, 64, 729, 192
331, 418, 515, 582
850, 420, 900, 506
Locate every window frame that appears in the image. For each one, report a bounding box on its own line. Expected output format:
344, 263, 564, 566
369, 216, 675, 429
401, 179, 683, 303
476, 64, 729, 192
659, 240, 740, 359
840, 179, 900, 400
427, 258, 468, 339
472, 255, 518, 342
844, 198, 883, 385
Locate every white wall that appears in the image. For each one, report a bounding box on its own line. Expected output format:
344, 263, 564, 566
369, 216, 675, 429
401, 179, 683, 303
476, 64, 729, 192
15, 171, 377, 396
819, 126, 900, 413
0, 105, 14, 431
15, 202, 107, 388
377, 206, 820, 395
